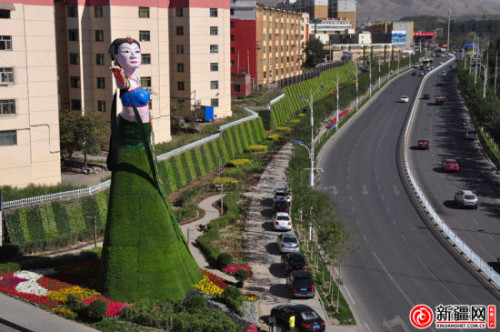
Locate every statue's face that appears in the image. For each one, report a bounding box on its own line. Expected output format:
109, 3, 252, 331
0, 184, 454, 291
115, 43, 141, 72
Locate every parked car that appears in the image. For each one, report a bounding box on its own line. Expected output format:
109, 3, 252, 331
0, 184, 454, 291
274, 212, 292, 231
274, 188, 292, 203
281, 253, 308, 275
441, 70, 446, 76
419, 71, 425, 77
273, 200, 290, 213
442, 159, 460, 172
417, 139, 430, 150
286, 270, 315, 299
400, 95, 409, 103
422, 93, 430, 100
412, 71, 417, 76
277, 232, 300, 253
270, 304, 326, 332
454, 190, 479, 209
466, 129, 478, 140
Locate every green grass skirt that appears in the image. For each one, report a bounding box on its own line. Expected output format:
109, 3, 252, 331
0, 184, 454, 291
98, 119, 201, 302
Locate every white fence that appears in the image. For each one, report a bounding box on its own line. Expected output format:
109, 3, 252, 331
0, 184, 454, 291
402, 56, 500, 289
2, 107, 260, 210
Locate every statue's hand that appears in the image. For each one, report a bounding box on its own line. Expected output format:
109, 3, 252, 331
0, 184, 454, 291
110, 65, 129, 89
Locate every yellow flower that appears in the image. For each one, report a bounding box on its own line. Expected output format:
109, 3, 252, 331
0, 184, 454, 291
267, 134, 282, 141
47, 286, 101, 303
227, 159, 252, 167
53, 306, 77, 319
212, 177, 239, 185
246, 144, 268, 152
193, 275, 224, 297
276, 126, 291, 133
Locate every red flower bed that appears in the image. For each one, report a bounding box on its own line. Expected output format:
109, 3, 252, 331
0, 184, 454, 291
222, 265, 253, 279
200, 269, 229, 290
82, 296, 130, 318
0, 287, 59, 309
37, 276, 72, 291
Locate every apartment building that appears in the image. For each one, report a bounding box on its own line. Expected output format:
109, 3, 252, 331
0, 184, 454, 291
0, 1, 61, 188
56, 0, 172, 143
169, 1, 231, 119
230, 3, 308, 88
294, 0, 328, 20
329, 0, 356, 29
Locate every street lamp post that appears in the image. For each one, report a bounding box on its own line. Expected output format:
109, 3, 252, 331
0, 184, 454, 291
354, 63, 359, 110
369, 58, 372, 97
297, 84, 327, 187
329, 69, 352, 128
378, 59, 381, 88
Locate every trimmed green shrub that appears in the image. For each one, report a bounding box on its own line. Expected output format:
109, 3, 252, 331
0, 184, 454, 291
184, 294, 207, 313
87, 299, 107, 321
222, 167, 244, 178
234, 269, 249, 282
223, 285, 244, 316
217, 252, 233, 268
245, 144, 268, 152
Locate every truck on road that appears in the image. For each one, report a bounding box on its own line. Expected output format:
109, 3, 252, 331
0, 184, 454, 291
436, 95, 446, 105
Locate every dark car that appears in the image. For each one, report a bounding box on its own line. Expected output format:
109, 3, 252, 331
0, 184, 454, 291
270, 304, 326, 332
274, 200, 290, 213
286, 270, 315, 299
422, 93, 430, 100
281, 253, 308, 275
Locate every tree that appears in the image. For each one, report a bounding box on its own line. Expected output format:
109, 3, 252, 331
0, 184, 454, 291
79, 110, 109, 169
303, 38, 326, 69
59, 110, 83, 162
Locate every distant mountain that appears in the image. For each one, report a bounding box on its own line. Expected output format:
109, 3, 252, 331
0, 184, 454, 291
356, 0, 500, 24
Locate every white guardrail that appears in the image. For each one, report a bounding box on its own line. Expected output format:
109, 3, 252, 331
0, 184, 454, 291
403, 56, 500, 289
2, 107, 260, 210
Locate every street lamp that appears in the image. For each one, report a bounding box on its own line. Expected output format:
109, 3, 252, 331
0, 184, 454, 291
329, 69, 352, 127
369, 58, 372, 97
296, 83, 327, 188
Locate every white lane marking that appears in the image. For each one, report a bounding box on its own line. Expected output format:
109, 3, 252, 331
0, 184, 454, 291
393, 185, 401, 196
356, 220, 360, 226
363, 322, 373, 332
373, 252, 413, 306
352, 206, 356, 212
362, 185, 369, 195
349, 195, 353, 201
363, 235, 368, 243
383, 316, 411, 332
392, 220, 397, 226
386, 206, 391, 213
381, 195, 385, 201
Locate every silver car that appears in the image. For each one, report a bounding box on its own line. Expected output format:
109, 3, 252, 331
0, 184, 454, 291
454, 190, 479, 209
277, 232, 300, 253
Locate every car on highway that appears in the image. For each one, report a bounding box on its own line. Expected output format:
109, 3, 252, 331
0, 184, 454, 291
422, 93, 430, 100
454, 190, 479, 209
281, 253, 308, 275
441, 71, 446, 76
417, 139, 430, 150
400, 95, 410, 103
419, 71, 425, 77
442, 159, 460, 172
274, 212, 292, 231
436, 81, 444, 86
270, 304, 326, 332
277, 232, 300, 253
274, 188, 292, 203
466, 129, 478, 140
273, 199, 290, 213
286, 270, 315, 299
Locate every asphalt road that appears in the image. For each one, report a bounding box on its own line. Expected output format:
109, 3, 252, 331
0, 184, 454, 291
317, 63, 499, 332
407, 66, 500, 265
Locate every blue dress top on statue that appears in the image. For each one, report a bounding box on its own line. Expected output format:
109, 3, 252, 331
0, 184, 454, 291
121, 87, 150, 107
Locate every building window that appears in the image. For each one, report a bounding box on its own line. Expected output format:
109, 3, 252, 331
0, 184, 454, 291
263, 71, 266, 78
211, 98, 219, 107
96, 53, 105, 65
139, 30, 150, 41
210, 63, 218, 71
141, 76, 151, 87
95, 30, 104, 42
210, 8, 218, 17
94, 6, 103, 18
230, 34, 234, 41
231, 47, 234, 54
0, 10, 11, 19
230, 9, 234, 15
230, 60, 234, 67
139, 7, 150, 18
0, 99, 15, 115
177, 81, 185, 91
0, 36, 12, 50
70, 76, 80, 88
210, 45, 218, 53
68, 29, 78, 41
234, 84, 240, 92
97, 100, 106, 112
0, 68, 13, 83
176, 8, 183, 17
263, 59, 266, 66
176, 45, 184, 54
71, 99, 81, 111
210, 81, 218, 89
230, 21, 235, 28
142, 53, 151, 64
210, 26, 218, 35
177, 63, 184, 72
176, 26, 184, 36
0, 130, 17, 146
67, 4, 77, 17
97, 77, 105, 89
69, 53, 79, 65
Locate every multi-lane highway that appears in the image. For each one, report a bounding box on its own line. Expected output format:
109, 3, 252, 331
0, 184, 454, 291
317, 62, 499, 331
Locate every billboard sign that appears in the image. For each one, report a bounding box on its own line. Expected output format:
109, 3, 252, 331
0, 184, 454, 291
414, 31, 436, 37
392, 30, 407, 44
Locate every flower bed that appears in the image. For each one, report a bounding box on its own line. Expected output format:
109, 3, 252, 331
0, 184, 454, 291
222, 264, 253, 279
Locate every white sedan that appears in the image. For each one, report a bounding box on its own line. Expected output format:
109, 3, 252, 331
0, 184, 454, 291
400, 95, 409, 103
274, 212, 292, 231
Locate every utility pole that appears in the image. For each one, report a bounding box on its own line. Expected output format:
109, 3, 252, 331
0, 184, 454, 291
369, 57, 372, 97
93, 216, 97, 248
447, 8, 451, 57
494, 51, 498, 94
483, 51, 488, 99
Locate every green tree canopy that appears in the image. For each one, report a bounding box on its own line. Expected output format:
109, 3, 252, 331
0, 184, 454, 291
303, 38, 326, 69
